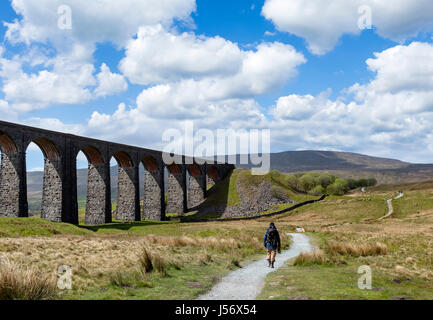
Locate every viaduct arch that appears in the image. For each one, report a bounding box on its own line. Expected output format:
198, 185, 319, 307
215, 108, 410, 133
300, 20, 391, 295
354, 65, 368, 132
0, 120, 234, 225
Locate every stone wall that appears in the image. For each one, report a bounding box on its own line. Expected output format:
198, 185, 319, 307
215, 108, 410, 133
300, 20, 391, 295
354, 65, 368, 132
188, 173, 206, 208
116, 166, 139, 221
0, 152, 26, 217
166, 166, 186, 214
142, 165, 165, 221
85, 163, 110, 225
40, 158, 63, 222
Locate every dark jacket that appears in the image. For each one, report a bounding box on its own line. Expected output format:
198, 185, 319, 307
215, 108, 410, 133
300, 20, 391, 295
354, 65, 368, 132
264, 227, 281, 251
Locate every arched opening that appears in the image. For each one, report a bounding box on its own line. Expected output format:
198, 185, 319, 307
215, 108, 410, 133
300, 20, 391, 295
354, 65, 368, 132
25, 142, 45, 217
164, 166, 168, 203
112, 151, 139, 222
113, 151, 133, 168
208, 166, 220, 180
142, 156, 158, 171
187, 164, 206, 208
28, 138, 62, 222
188, 164, 202, 177
76, 150, 88, 223
141, 156, 164, 221
109, 157, 118, 212
167, 163, 182, 174
79, 146, 110, 225
166, 163, 186, 215
0, 132, 17, 153
207, 166, 220, 188
33, 138, 60, 160
139, 161, 145, 215
0, 132, 23, 217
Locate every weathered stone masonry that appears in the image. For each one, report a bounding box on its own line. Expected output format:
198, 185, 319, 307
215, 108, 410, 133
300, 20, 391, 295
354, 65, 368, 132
142, 157, 165, 221
85, 161, 110, 225
41, 157, 63, 222
116, 162, 140, 222
0, 150, 27, 217
187, 164, 206, 209
166, 163, 187, 214
0, 120, 233, 225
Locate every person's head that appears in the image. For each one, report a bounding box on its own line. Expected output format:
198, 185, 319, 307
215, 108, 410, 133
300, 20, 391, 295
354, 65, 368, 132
269, 222, 276, 229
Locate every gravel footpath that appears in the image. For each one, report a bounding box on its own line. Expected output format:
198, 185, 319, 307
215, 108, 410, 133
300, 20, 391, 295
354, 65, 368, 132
198, 233, 313, 300
379, 192, 403, 221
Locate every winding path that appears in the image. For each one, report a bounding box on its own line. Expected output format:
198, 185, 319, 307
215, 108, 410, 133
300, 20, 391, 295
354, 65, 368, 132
378, 192, 403, 221
198, 233, 313, 300
327, 192, 404, 228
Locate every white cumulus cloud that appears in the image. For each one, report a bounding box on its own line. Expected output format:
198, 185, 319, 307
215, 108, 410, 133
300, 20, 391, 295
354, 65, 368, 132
120, 25, 306, 89
262, 0, 433, 54
120, 24, 243, 85
94, 63, 128, 98
0, 44, 96, 111
270, 41, 433, 162
6, 0, 196, 47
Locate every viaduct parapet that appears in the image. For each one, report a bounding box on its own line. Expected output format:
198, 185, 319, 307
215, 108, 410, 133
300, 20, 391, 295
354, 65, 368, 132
0, 120, 233, 225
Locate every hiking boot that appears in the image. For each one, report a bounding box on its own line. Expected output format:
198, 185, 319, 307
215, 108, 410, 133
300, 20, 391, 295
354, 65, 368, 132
267, 260, 271, 267
271, 261, 275, 268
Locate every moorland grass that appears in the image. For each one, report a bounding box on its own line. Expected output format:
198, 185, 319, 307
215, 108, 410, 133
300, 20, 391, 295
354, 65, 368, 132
258, 184, 433, 300
0, 258, 57, 300
2, 177, 433, 300
0, 216, 291, 300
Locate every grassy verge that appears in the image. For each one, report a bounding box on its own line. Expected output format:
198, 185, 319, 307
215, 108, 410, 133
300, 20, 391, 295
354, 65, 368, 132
257, 184, 433, 300
258, 257, 433, 300
258, 231, 433, 300
202, 169, 241, 207
236, 169, 316, 203
0, 217, 291, 300
3, 178, 433, 300
0, 217, 92, 237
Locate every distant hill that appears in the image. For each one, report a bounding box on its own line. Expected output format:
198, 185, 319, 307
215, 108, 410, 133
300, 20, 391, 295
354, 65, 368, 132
238, 150, 433, 185
267, 150, 408, 171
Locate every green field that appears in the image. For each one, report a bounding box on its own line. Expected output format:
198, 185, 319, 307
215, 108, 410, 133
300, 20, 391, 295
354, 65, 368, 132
258, 181, 433, 300
1, 174, 432, 300
0, 215, 292, 300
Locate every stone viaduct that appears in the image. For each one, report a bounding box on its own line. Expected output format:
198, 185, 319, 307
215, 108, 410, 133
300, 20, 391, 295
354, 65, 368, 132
0, 120, 233, 225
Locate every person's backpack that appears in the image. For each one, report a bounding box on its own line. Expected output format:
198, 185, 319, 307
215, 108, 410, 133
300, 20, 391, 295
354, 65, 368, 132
266, 229, 277, 245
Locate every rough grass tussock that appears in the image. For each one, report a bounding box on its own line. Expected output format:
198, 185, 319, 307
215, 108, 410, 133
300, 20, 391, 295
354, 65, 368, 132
326, 241, 387, 257
137, 246, 167, 276
293, 250, 329, 266
0, 258, 57, 300
143, 234, 240, 251
138, 247, 153, 274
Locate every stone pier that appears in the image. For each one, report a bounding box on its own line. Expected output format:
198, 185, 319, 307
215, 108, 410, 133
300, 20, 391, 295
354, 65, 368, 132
0, 133, 27, 217
114, 151, 140, 222
166, 163, 187, 214
187, 164, 206, 208
142, 156, 165, 221
82, 146, 111, 225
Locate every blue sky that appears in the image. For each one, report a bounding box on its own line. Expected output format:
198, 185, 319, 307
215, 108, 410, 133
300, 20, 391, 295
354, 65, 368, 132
1, 0, 433, 170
